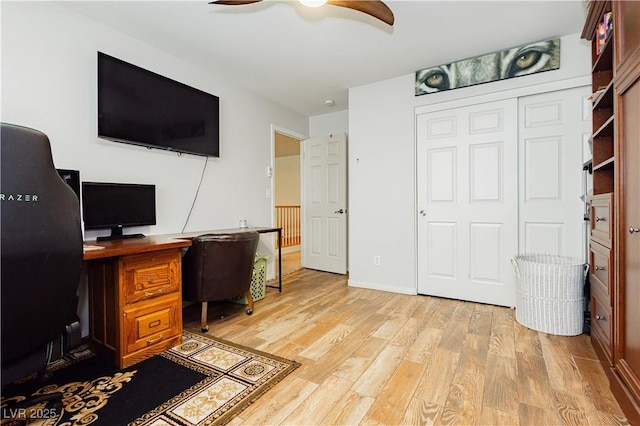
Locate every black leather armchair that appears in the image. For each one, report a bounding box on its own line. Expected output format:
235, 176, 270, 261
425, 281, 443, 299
1, 123, 83, 386
182, 232, 259, 332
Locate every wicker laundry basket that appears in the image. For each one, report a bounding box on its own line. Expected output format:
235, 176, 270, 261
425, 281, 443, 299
232, 253, 268, 305
511, 254, 588, 336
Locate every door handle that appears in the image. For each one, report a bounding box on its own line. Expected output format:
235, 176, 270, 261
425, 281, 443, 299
334, 209, 346, 214
630, 227, 639, 234
419, 210, 426, 217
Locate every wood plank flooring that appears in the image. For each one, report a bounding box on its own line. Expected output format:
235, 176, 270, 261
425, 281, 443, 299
280, 248, 301, 277
182, 268, 630, 425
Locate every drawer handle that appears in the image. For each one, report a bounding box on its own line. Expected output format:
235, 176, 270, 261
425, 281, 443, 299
630, 227, 639, 234
596, 315, 606, 321
146, 334, 164, 346
595, 217, 606, 222
594, 266, 605, 271
144, 288, 163, 298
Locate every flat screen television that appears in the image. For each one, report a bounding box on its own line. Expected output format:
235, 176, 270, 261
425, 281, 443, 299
82, 181, 156, 241
97, 52, 220, 157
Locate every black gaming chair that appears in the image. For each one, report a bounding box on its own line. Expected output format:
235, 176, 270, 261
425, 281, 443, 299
1, 123, 83, 386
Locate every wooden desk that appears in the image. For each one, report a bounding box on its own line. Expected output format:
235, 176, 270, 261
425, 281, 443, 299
83, 235, 191, 260
82, 227, 281, 368
83, 237, 191, 368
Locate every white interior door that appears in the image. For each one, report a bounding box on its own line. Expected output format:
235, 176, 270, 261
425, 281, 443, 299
518, 86, 591, 258
301, 133, 347, 274
417, 99, 518, 307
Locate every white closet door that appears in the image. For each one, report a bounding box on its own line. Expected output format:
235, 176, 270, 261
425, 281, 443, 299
417, 99, 518, 307
518, 86, 591, 259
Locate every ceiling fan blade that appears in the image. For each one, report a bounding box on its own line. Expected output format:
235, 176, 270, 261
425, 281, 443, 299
326, 0, 394, 26
209, 0, 263, 5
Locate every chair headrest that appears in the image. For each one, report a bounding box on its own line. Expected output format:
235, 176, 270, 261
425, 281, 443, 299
194, 232, 259, 243
1, 123, 58, 196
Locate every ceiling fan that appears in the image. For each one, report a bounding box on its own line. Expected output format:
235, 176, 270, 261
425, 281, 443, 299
210, 0, 395, 26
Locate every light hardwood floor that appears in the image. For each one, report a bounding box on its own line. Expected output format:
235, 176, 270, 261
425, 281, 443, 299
280, 248, 301, 277
182, 268, 629, 425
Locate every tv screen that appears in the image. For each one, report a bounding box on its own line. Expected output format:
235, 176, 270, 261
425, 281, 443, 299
97, 52, 220, 157
82, 182, 156, 241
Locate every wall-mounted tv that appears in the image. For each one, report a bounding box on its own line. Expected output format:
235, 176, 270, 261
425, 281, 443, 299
82, 181, 156, 241
98, 52, 220, 157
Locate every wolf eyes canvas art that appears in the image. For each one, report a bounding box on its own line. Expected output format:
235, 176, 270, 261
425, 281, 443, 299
415, 38, 560, 96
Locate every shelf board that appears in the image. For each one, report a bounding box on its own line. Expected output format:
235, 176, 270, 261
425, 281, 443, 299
593, 115, 615, 138
593, 80, 615, 110
594, 156, 615, 171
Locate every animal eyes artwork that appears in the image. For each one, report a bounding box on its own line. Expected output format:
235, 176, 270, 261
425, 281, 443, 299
415, 38, 560, 96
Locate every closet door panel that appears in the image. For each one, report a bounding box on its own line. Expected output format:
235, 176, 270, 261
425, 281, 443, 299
417, 99, 518, 308
518, 86, 591, 259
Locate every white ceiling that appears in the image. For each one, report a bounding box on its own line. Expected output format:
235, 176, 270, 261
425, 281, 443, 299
58, 0, 588, 117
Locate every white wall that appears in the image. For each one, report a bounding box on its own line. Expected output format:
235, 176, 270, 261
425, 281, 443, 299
347, 33, 592, 295
1, 2, 308, 240
348, 75, 417, 293
1, 2, 309, 337
309, 110, 348, 138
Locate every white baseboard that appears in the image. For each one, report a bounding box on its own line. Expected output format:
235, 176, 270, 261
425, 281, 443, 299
347, 279, 417, 295
280, 245, 300, 254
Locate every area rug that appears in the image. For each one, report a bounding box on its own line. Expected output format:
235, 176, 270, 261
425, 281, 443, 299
1, 331, 300, 425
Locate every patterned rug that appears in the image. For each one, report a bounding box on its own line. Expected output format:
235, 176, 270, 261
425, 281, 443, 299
1, 331, 300, 425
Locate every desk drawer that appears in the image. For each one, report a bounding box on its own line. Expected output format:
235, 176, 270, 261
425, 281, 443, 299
589, 241, 613, 303
120, 250, 181, 304
590, 193, 613, 248
123, 293, 182, 355
591, 293, 612, 357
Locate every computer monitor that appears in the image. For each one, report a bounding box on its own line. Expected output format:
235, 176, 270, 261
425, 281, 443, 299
81, 181, 156, 241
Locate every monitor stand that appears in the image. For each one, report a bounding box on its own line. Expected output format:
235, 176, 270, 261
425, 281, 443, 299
96, 226, 145, 242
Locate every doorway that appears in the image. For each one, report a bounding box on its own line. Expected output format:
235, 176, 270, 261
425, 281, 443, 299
273, 127, 303, 276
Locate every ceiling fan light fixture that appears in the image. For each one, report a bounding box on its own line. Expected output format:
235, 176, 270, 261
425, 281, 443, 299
299, 0, 328, 7
212, 0, 394, 26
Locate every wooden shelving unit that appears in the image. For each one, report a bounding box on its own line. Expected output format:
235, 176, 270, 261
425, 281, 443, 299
582, 1, 640, 423
588, 3, 615, 196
